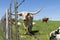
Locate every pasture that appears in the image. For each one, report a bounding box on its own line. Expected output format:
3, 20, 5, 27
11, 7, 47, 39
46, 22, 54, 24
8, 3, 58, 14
0, 20, 60, 40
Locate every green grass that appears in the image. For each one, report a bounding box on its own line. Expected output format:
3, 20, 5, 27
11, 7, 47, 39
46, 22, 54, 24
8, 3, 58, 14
0, 25, 4, 40
0, 20, 60, 40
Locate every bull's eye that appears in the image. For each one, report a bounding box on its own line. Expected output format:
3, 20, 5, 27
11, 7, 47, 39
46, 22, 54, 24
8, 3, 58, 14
19, 13, 22, 16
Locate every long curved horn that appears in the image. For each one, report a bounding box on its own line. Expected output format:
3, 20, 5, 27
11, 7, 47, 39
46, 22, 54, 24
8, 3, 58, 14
30, 8, 43, 15
11, 12, 22, 16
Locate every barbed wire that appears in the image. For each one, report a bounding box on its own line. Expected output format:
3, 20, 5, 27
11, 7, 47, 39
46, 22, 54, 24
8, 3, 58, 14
12, 0, 25, 13
17, 0, 25, 8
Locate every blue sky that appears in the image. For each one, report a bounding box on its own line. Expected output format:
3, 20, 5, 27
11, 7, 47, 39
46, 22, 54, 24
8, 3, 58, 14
0, 0, 60, 20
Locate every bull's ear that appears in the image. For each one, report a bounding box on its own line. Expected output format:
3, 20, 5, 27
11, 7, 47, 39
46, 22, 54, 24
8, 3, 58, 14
19, 13, 22, 16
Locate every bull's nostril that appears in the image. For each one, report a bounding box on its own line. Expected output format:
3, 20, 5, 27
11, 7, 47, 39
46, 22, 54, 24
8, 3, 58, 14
24, 20, 26, 21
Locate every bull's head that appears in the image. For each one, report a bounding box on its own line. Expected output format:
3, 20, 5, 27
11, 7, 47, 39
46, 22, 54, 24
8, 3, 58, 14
18, 8, 43, 21
18, 11, 32, 21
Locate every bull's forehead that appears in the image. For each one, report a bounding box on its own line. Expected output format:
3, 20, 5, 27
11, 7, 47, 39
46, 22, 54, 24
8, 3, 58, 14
21, 11, 28, 16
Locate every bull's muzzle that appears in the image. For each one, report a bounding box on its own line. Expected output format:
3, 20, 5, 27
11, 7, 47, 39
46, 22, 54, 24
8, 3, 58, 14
23, 19, 26, 21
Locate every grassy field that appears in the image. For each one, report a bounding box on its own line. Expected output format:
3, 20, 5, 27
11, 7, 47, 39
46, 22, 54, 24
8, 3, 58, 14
0, 20, 60, 40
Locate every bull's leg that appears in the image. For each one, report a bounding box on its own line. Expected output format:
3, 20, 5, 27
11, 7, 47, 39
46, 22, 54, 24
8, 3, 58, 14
23, 24, 28, 34
24, 27, 27, 34
23, 23, 27, 34
28, 24, 33, 34
42, 20, 44, 23
28, 26, 32, 32
46, 21, 47, 23
24, 25, 33, 35
26, 26, 29, 34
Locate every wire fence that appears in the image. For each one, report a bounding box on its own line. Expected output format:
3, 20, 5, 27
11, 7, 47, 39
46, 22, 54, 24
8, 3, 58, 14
0, 0, 25, 40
